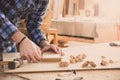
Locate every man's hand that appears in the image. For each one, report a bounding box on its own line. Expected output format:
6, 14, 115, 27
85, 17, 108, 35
11, 31, 41, 63
40, 40, 64, 56
11, 31, 63, 62
19, 37, 41, 63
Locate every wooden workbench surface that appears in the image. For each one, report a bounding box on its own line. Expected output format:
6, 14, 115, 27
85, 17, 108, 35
1, 41, 120, 80
3, 41, 120, 73
0, 67, 120, 80
18, 70, 120, 80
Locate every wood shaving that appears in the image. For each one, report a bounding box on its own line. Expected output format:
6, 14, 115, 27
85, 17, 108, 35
82, 61, 89, 67
100, 60, 108, 66
109, 60, 114, 63
81, 54, 87, 59
70, 55, 76, 63
101, 56, 106, 59
82, 61, 97, 67
59, 62, 69, 67
75, 55, 83, 62
89, 61, 97, 67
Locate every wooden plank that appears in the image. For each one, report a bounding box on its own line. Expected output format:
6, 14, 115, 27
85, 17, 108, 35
3, 41, 120, 73
18, 70, 120, 80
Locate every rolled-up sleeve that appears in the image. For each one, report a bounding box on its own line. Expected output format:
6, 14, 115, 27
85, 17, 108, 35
0, 11, 18, 40
26, 0, 49, 46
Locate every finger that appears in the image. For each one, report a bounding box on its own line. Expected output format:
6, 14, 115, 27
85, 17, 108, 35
36, 46, 42, 60
20, 51, 28, 60
56, 47, 61, 54
52, 45, 64, 56
56, 47, 64, 56
20, 50, 24, 58
34, 49, 41, 61
21, 56, 26, 60
28, 53, 38, 63
60, 48, 65, 56
57, 47, 64, 56
25, 55, 31, 63
50, 44, 58, 54
41, 46, 50, 53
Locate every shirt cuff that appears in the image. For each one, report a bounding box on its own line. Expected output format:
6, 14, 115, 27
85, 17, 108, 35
28, 28, 47, 46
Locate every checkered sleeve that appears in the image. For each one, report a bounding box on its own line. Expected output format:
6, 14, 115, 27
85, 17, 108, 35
0, 11, 18, 40
26, 0, 49, 46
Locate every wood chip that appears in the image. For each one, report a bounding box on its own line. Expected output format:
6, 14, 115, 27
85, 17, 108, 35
82, 61, 89, 67
100, 60, 108, 66
59, 62, 69, 67
81, 54, 87, 59
109, 60, 114, 63
101, 56, 106, 59
76, 55, 83, 62
89, 61, 97, 67
82, 61, 97, 67
70, 55, 76, 63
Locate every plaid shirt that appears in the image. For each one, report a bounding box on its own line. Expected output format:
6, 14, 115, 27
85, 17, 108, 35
0, 0, 49, 53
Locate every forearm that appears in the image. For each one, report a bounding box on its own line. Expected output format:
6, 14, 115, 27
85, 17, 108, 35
11, 31, 27, 44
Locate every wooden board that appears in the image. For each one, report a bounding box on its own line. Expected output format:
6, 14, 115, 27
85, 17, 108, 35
3, 41, 120, 73
18, 70, 120, 80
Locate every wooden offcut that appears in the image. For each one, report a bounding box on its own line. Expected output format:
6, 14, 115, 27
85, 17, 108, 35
41, 52, 61, 62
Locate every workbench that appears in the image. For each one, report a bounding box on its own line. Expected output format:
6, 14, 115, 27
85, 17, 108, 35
0, 41, 120, 80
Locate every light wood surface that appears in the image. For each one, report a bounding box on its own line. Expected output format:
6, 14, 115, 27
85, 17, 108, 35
18, 70, 120, 80
3, 41, 120, 73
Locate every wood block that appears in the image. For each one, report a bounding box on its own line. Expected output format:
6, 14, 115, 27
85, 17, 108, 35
41, 52, 61, 62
